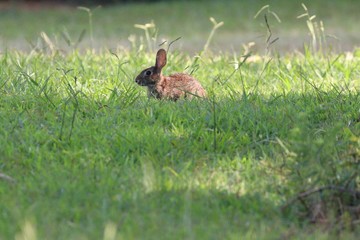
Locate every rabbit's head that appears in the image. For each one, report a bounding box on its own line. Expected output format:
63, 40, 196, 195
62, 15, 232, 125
135, 49, 167, 86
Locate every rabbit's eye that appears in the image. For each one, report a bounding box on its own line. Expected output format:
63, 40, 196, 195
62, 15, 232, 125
145, 70, 152, 76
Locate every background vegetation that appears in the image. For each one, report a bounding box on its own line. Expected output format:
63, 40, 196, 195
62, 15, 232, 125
0, 0, 359, 239
8, 0, 163, 5
1, 0, 360, 53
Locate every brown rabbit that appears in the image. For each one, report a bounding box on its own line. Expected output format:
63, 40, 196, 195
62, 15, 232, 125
135, 49, 206, 100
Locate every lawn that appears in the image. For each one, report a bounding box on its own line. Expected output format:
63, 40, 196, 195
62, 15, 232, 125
1, 0, 360, 52
0, 0, 359, 239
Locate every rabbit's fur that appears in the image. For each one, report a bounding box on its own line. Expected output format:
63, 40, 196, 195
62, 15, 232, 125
135, 49, 206, 100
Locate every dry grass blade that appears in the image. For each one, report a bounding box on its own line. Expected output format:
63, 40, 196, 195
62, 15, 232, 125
282, 185, 360, 210
282, 185, 360, 227
0, 172, 16, 184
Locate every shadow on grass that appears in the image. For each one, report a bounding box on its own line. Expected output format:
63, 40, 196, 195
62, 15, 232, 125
115, 188, 281, 239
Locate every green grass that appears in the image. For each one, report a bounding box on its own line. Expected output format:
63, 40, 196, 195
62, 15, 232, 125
1, 0, 360, 52
0, 47, 359, 239
0, 0, 360, 239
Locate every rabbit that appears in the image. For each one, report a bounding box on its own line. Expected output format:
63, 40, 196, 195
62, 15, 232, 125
135, 49, 206, 101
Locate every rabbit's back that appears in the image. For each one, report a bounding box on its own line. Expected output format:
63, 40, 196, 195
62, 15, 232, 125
156, 73, 206, 100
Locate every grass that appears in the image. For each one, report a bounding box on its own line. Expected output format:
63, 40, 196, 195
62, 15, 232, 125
1, 47, 359, 239
1, 0, 360, 52
0, 0, 360, 239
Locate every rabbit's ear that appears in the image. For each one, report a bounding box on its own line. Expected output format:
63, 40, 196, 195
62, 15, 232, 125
154, 49, 167, 73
